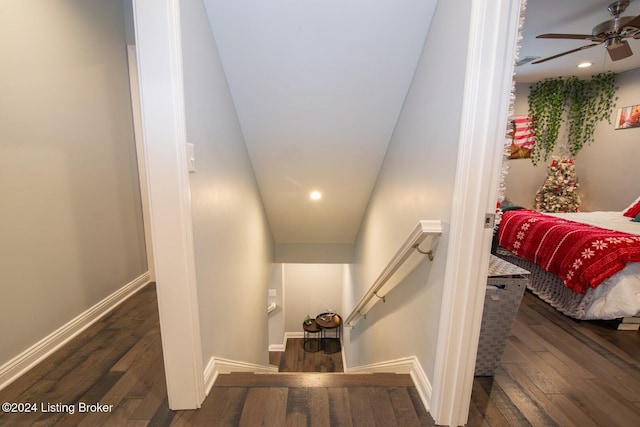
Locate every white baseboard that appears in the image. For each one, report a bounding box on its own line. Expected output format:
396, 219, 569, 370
0, 272, 151, 391
203, 356, 278, 395
346, 356, 432, 412
268, 331, 303, 352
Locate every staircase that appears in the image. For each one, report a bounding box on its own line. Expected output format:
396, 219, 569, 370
195, 372, 435, 426
168, 338, 436, 425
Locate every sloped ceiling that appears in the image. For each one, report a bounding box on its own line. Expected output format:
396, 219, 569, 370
201, 0, 640, 246
202, 0, 438, 244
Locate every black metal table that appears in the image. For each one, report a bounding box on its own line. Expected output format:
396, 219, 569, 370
302, 319, 322, 352
315, 313, 342, 354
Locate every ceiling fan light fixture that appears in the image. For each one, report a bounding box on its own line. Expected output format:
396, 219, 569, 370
606, 39, 633, 61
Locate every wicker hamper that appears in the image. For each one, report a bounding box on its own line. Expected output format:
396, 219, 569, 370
474, 255, 529, 376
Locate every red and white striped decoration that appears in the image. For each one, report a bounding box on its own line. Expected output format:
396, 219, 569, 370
512, 116, 535, 148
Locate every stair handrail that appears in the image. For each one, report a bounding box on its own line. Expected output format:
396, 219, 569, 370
345, 220, 442, 327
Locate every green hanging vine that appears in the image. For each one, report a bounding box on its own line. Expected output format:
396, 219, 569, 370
566, 72, 617, 155
527, 72, 617, 165
528, 77, 566, 165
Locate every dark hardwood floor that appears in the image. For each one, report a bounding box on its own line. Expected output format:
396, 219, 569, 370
171, 372, 433, 426
269, 338, 344, 373
1, 283, 639, 426
0, 283, 169, 427
468, 291, 640, 427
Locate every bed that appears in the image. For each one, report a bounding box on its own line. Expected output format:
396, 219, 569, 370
496, 199, 640, 322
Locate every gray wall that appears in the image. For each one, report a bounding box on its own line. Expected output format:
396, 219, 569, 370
343, 0, 470, 381
267, 263, 345, 348
267, 264, 285, 348
506, 67, 640, 211
180, 0, 275, 366
283, 264, 344, 334
0, 0, 147, 365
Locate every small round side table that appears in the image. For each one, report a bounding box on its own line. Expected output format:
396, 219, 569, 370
302, 319, 321, 352
315, 313, 342, 354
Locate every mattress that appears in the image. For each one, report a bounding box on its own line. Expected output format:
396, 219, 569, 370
545, 211, 640, 319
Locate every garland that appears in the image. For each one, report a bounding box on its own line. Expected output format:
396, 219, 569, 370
528, 72, 617, 165
495, 0, 528, 231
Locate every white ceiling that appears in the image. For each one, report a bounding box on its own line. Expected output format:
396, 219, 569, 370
203, 0, 438, 245
516, 0, 640, 83
201, 0, 640, 246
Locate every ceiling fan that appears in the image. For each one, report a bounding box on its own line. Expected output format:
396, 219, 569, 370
532, 0, 640, 64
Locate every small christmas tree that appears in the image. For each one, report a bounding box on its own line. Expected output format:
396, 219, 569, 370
534, 157, 581, 213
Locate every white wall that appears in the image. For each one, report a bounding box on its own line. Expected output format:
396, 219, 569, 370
275, 243, 354, 264
0, 0, 147, 366
283, 264, 345, 334
344, 0, 470, 380
267, 264, 285, 347
506, 67, 640, 211
180, 0, 274, 366
267, 263, 345, 347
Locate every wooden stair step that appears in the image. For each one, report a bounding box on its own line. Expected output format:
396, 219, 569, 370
214, 372, 415, 388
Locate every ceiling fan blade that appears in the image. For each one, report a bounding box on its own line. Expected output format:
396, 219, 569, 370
537, 33, 603, 42
531, 43, 601, 64
607, 39, 633, 61
624, 14, 640, 30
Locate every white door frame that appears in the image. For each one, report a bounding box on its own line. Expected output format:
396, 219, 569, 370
130, 0, 521, 419
430, 0, 521, 425
131, 0, 205, 409
127, 45, 155, 282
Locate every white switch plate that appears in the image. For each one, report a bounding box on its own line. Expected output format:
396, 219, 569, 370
268, 289, 276, 297
187, 143, 196, 173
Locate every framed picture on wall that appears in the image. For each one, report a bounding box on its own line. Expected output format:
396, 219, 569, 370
508, 116, 534, 159
615, 104, 640, 129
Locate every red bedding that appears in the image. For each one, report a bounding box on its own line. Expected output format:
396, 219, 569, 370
498, 210, 640, 294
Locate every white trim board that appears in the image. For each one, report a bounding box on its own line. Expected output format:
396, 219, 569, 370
133, 0, 206, 410
430, 0, 521, 425
268, 331, 303, 352
203, 357, 278, 396
127, 44, 155, 282
0, 273, 151, 391
268, 343, 287, 352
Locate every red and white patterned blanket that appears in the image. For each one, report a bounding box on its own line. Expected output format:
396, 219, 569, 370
498, 210, 640, 294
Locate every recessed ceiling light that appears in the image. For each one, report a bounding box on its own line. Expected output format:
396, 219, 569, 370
310, 191, 322, 200
578, 62, 592, 68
